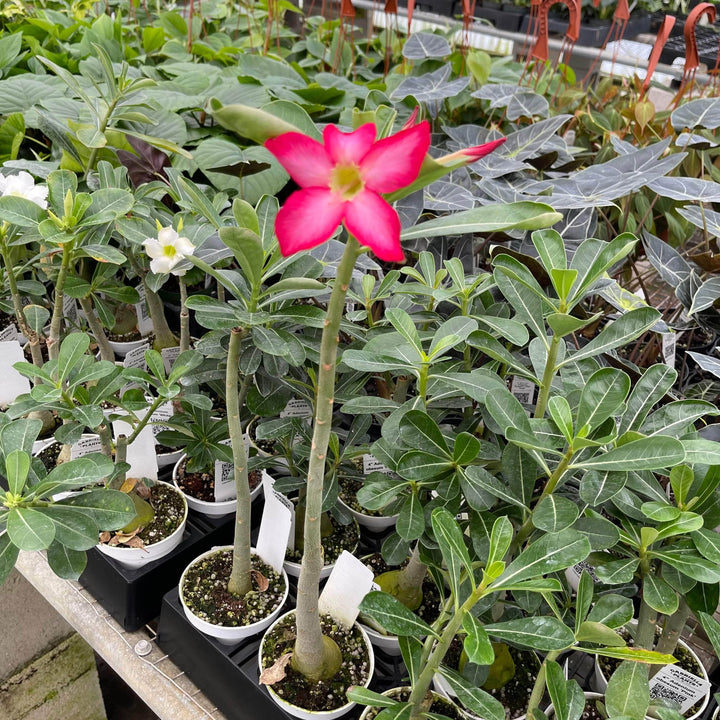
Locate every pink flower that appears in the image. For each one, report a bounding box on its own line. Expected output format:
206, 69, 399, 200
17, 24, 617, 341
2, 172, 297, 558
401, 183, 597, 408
265, 122, 431, 262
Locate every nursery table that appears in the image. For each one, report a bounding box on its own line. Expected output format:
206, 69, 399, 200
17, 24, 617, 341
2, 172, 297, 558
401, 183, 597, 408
16, 550, 226, 720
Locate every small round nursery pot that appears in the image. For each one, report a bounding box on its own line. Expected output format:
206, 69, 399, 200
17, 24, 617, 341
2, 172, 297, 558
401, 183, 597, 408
108, 337, 149, 359
179, 546, 289, 645
96, 479, 187, 569
359, 687, 464, 720
259, 610, 375, 720
593, 625, 710, 720
172, 454, 262, 517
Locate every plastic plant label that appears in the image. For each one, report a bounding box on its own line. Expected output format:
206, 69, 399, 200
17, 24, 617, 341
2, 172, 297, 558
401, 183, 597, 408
363, 454, 391, 475
134, 284, 154, 336
649, 664, 710, 714
511, 376, 536, 408
567, 560, 599, 584
161, 346, 181, 374
318, 550, 375, 628
213, 439, 235, 503
123, 343, 150, 370
0, 324, 18, 342
149, 402, 173, 438
256, 471, 293, 574
112, 415, 158, 481
0, 341, 30, 405
63, 294, 78, 323
662, 332, 676, 369
70, 435, 103, 459
280, 398, 313, 418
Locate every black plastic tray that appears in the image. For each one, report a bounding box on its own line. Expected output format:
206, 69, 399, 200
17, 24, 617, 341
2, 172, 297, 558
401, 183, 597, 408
157, 587, 407, 720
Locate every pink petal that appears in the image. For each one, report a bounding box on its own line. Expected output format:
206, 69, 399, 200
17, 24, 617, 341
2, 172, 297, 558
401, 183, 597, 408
359, 121, 431, 194
323, 124, 376, 167
343, 189, 403, 262
275, 188, 345, 256
265, 133, 333, 188
462, 137, 507, 161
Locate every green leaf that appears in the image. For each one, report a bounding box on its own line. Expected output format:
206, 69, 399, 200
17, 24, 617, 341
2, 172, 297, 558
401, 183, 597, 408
572, 437, 685, 472
575, 621, 625, 646
533, 228, 567, 272
396, 491, 424, 541
487, 515, 513, 569
358, 591, 437, 637
576, 570, 594, 633
533, 495, 579, 533
5, 449, 29, 496
485, 387, 533, 434
0, 195, 45, 226
692, 528, 720, 563
438, 667, 505, 720
345, 687, 398, 708
654, 512, 703, 541
670, 465, 694, 508
385, 308, 423, 358
643, 574, 679, 614
463, 613, 494, 665
58, 489, 136, 531
485, 616, 575, 651
594, 558, 639, 584
7, 507, 55, 550
557, 308, 661, 367
587, 594, 634, 628
579, 470, 626, 505
493, 529, 591, 586
650, 550, 720, 583
399, 410, 450, 456
576, 368, 631, 434
432, 507, 473, 600
57, 332, 90, 382
547, 312, 601, 338
1, 418, 42, 456
398, 636, 423, 685
400, 202, 562, 240
641, 502, 680, 522
35, 506, 99, 551
46, 541, 87, 580
453, 432, 481, 465
605, 661, 650, 720
619, 364, 677, 436
218, 226, 264, 288
696, 612, 720, 660
0, 532, 20, 584
548, 396, 573, 442
550, 268, 578, 301
584, 647, 675, 664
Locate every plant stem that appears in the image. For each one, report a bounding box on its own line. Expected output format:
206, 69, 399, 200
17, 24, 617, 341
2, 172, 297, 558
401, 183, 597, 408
510, 447, 574, 555
143, 278, 177, 350
111, 434, 128, 490
654, 596, 689, 661
293, 237, 362, 682
397, 543, 428, 601
227, 327, 252, 596
78, 296, 114, 362
534, 333, 561, 419
97, 423, 113, 458
0, 238, 43, 368
84, 98, 117, 180
47, 243, 74, 361
179, 276, 190, 353
636, 567, 658, 651
526, 650, 560, 716
126, 395, 166, 445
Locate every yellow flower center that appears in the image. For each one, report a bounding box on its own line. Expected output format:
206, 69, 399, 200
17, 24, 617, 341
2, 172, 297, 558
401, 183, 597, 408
162, 244, 178, 258
330, 164, 364, 201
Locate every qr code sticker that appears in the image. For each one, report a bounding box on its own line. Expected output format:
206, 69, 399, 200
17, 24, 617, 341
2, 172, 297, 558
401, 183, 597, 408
650, 686, 687, 707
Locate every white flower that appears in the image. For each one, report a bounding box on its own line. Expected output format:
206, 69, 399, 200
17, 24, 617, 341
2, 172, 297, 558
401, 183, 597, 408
0, 171, 48, 209
143, 226, 194, 276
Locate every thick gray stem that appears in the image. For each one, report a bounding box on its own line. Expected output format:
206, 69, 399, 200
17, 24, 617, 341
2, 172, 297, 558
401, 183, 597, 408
78, 296, 114, 362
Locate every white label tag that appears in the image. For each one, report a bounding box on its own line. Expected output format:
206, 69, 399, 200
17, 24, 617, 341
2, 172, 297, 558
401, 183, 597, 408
112, 413, 158, 481
363, 454, 392, 475
70, 435, 103, 459
0, 341, 30, 405
345, 301, 356, 314
280, 398, 313, 418
569, 560, 599, 583
134, 284, 154, 335
161, 346, 181, 374
123, 343, 150, 370
256, 472, 293, 574
511, 376, 536, 407
319, 550, 375, 628
649, 664, 710, 714
149, 402, 173, 438
63, 294, 78, 324
213, 439, 235, 502
0, 324, 18, 342
662, 332, 676, 369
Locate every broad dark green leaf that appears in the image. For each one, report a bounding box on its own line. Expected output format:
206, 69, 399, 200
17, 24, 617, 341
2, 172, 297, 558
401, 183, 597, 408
650, 550, 720, 583
438, 666, 505, 720
594, 558, 639, 584
432, 507, 472, 600
358, 591, 437, 638
533, 495, 579, 533
346, 687, 398, 708
398, 411, 450, 456
576, 368, 630, 433
396, 491, 425, 541
46, 541, 87, 580
587, 594, 634, 628
58, 489, 136, 531
463, 613, 494, 665
35, 506, 99, 551
7, 507, 55, 550
0, 533, 19, 584
485, 616, 574, 650
573, 437, 685, 472
605, 661, 650, 720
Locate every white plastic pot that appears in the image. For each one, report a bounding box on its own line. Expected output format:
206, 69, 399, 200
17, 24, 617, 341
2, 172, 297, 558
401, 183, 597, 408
157, 448, 183, 470
179, 546, 289, 645
546, 692, 603, 719
172, 454, 262, 517
259, 610, 375, 720
108, 337, 149, 359
337, 496, 399, 532
95, 479, 187, 569
283, 520, 360, 580
592, 625, 710, 720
